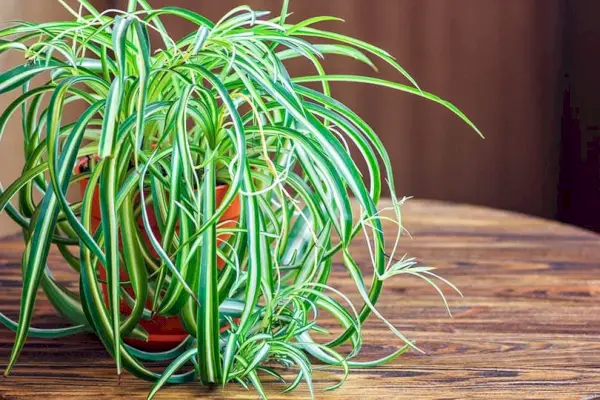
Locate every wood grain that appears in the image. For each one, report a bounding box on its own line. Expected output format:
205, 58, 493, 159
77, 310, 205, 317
0, 199, 600, 399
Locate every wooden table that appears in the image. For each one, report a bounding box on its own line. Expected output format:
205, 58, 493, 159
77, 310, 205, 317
0, 199, 599, 399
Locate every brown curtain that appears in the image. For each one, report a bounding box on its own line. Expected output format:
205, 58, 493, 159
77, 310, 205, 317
558, 0, 600, 232
0, 0, 569, 236
116, 0, 565, 217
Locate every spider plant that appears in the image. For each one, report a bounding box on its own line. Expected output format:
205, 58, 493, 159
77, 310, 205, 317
0, 0, 481, 398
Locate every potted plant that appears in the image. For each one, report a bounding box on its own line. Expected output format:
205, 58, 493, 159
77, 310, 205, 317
0, 0, 481, 397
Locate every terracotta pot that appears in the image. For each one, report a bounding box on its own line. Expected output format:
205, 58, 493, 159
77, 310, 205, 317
74, 158, 241, 350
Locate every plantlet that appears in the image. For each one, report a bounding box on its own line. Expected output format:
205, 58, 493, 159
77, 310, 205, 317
0, 0, 481, 398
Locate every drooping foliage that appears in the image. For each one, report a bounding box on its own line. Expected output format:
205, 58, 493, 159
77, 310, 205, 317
0, 0, 480, 397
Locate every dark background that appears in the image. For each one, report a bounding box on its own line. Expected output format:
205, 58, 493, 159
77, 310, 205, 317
93, 0, 600, 231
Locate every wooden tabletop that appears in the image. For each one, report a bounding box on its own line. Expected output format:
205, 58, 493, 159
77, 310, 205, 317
0, 199, 600, 399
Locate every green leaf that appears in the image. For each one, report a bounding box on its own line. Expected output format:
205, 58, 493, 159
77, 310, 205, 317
0, 61, 60, 95
98, 77, 123, 158
293, 74, 483, 138
99, 156, 122, 375
147, 348, 198, 400
0, 311, 85, 338
197, 151, 223, 384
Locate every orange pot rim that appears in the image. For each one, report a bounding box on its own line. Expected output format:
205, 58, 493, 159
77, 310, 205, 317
74, 156, 233, 192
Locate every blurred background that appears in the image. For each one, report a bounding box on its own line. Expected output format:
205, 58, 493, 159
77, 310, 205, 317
1, 0, 599, 235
